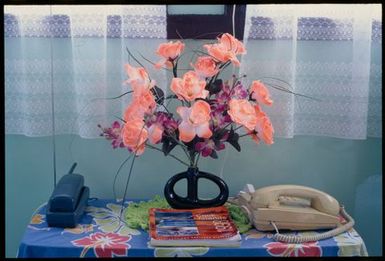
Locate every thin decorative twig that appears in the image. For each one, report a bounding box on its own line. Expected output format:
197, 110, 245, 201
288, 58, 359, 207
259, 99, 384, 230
113, 154, 133, 201
259, 76, 293, 88
175, 29, 223, 42
191, 50, 219, 61
118, 123, 147, 221
221, 122, 233, 130
113, 115, 126, 123
239, 132, 252, 138
234, 125, 243, 131
103, 91, 133, 100
265, 82, 321, 101
126, 47, 147, 73
163, 132, 191, 160
175, 30, 217, 56
194, 153, 201, 168
145, 144, 190, 166
213, 61, 231, 83
172, 60, 178, 78
138, 52, 190, 72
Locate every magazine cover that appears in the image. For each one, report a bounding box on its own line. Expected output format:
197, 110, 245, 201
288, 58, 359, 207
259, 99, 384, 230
149, 206, 239, 241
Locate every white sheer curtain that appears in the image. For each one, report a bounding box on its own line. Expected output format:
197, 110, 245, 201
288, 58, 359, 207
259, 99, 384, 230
4, 5, 167, 137
239, 4, 382, 139
5, 4, 382, 139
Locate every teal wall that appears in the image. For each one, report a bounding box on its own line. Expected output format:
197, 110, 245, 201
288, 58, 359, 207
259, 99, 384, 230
6, 134, 382, 257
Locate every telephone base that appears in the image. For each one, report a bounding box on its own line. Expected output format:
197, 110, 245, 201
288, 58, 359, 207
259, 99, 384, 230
255, 221, 338, 231
253, 207, 340, 231
46, 186, 89, 228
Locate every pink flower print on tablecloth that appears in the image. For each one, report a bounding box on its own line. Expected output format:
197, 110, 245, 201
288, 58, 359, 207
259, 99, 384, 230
71, 232, 131, 258
264, 241, 322, 257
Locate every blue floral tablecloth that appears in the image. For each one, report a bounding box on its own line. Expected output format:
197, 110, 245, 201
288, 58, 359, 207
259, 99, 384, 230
18, 199, 368, 257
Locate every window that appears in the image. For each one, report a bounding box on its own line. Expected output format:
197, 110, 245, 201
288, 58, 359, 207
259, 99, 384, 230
166, 5, 246, 40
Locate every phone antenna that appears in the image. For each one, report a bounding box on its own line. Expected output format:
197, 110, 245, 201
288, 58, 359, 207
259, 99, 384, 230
68, 162, 78, 174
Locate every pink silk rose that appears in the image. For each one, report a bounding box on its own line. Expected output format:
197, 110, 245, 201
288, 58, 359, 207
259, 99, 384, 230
227, 99, 257, 131
123, 90, 156, 122
252, 105, 274, 145
121, 119, 148, 155
250, 80, 273, 106
170, 71, 209, 102
147, 123, 163, 144
134, 88, 157, 113
123, 100, 146, 122
176, 100, 213, 142
203, 33, 246, 67
191, 56, 219, 78
124, 64, 155, 90
155, 40, 185, 69
219, 33, 246, 54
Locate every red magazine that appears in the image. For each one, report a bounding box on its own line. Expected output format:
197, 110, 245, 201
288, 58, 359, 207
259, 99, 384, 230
149, 206, 241, 247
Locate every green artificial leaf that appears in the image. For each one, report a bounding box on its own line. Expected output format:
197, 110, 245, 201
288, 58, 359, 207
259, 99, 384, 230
210, 150, 218, 159
207, 79, 223, 95
207, 99, 218, 105
227, 128, 241, 152
191, 136, 202, 152
167, 140, 178, 155
151, 86, 165, 105
211, 129, 228, 151
161, 136, 178, 156
194, 97, 208, 102
228, 138, 241, 152
212, 137, 221, 148
161, 138, 170, 156
165, 94, 178, 100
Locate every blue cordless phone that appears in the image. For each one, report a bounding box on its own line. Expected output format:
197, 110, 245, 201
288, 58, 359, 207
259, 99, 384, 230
46, 163, 89, 228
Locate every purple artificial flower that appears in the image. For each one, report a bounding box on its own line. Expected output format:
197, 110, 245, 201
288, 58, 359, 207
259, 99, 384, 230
156, 112, 179, 134
145, 111, 179, 136
98, 121, 126, 149
215, 86, 231, 106
214, 80, 248, 106
210, 108, 232, 130
195, 131, 229, 158
231, 81, 248, 99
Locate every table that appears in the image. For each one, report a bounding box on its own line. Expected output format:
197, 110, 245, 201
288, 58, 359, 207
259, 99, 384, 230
18, 199, 368, 257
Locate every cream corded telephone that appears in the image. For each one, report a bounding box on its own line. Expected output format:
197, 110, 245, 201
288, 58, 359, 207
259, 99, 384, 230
228, 184, 355, 243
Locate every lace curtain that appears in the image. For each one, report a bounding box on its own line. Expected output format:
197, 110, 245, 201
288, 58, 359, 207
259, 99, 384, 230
5, 4, 382, 139
4, 5, 167, 137
239, 4, 382, 139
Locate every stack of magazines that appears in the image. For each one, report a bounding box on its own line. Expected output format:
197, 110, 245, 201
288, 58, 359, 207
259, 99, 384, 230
149, 206, 241, 247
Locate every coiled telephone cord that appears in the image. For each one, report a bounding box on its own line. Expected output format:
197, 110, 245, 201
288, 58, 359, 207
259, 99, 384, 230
270, 206, 355, 243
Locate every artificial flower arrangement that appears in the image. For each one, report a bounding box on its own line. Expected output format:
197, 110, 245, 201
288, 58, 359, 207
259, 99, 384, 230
99, 33, 274, 209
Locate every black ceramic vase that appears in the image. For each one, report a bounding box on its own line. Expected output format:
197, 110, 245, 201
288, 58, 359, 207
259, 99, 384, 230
164, 167, 229, 209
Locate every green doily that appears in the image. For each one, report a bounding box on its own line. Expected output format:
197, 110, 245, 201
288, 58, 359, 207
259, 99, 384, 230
124, 195, 252, 233
225, 202, 252, 233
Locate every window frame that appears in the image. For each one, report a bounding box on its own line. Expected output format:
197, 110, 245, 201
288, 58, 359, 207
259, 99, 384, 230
166, 5, 246, 40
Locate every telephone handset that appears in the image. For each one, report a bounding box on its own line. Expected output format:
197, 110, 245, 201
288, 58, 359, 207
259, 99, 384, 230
228, 184, 355, 243
46, 163, 90, 228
